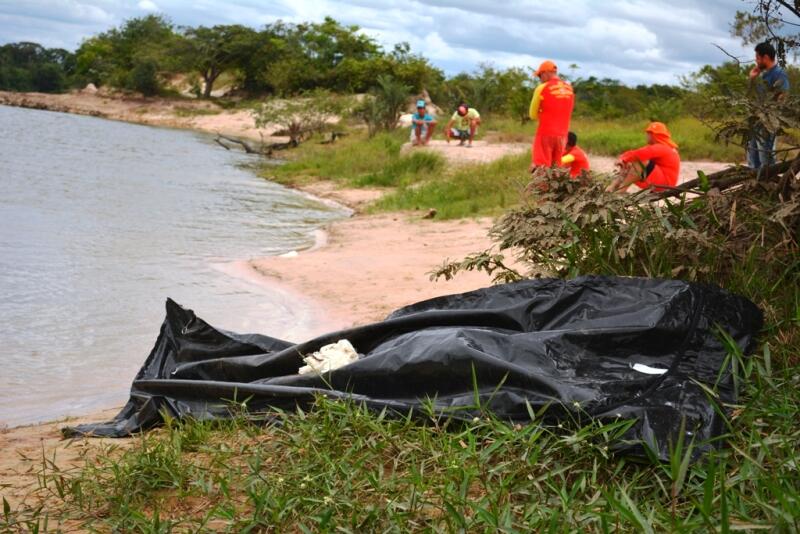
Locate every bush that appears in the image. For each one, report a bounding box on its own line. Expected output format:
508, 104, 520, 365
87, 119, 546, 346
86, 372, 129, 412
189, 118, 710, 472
359, 74, 411, 136
128, 59, 160, 96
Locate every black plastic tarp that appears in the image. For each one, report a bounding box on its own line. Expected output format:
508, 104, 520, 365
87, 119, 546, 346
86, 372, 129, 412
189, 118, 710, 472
65, 276, 762, 459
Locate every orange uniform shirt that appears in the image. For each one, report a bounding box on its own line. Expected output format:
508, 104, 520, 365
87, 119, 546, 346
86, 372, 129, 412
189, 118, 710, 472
619, 143, 681, 190
529, 77, 575, 137
561, 145, 590, 177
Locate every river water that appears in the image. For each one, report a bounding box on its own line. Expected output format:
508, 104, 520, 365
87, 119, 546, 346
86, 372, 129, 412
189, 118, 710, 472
0, 105, 347, 427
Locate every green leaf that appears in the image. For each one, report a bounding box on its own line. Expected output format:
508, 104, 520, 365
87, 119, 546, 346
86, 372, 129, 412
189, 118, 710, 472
697, 170, 710, 192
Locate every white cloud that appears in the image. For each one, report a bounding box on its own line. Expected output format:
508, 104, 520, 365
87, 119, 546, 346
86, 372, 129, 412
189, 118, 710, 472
138, 0, 159, 11
0, 0, 762, 84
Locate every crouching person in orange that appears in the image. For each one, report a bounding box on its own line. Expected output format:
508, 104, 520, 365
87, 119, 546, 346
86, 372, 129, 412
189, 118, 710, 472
560, 131, 590, 177
606, 122, 680, 193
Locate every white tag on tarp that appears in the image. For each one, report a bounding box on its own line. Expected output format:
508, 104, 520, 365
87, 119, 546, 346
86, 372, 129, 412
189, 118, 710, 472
631, 363, 669, 375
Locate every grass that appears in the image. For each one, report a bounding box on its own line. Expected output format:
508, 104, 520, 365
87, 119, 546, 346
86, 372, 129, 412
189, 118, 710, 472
264, 129, 444, 188
4, 332, 798, 532
484, 115, 744, 162
172, 105, 222, 118
373, 152, 530, 219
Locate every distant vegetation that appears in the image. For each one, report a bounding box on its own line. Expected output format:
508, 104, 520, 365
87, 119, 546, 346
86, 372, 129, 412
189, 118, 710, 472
1, 13, 796, 122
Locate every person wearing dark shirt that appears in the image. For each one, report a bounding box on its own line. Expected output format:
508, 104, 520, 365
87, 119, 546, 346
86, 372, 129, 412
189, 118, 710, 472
747, 41, 790, 169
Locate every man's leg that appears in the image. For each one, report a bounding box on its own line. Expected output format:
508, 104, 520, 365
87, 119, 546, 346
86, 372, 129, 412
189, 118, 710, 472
412, 124, 424, 146
530, 134, 550, 172
606, 161, 645, 192
747, 136, 760, 169
550, 135, 566, 168
423, 122, 435, 145
758, 132, 777, 168
467, 120, 478, 146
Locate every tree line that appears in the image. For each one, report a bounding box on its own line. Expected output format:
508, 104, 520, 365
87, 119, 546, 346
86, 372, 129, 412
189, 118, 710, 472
1, 12, 797, 123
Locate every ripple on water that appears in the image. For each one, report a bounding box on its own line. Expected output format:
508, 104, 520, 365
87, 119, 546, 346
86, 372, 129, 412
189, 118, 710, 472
0, 105, 347, 427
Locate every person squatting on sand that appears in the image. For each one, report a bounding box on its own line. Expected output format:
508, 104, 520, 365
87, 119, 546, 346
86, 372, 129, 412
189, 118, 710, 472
606, 121, 681, 193
445, 104, 481, 147
560, 131, 590, 177
528, 60, 575, 173
410, 99, 437, 146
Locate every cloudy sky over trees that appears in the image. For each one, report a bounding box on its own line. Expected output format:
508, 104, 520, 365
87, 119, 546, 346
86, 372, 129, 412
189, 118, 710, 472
0, 0, 753, 84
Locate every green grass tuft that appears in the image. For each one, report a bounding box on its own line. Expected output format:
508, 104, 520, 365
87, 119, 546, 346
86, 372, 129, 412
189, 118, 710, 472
373, 152, 530, 219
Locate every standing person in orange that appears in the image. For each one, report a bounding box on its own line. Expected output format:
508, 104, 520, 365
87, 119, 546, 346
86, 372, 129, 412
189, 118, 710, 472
606, 122, 680, 193
560, 131, 590, 177
528, 60, 575, 173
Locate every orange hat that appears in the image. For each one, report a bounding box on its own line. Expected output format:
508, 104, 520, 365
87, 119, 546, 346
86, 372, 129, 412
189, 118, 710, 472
645, 121, 678, 149
535, 60, 557, 77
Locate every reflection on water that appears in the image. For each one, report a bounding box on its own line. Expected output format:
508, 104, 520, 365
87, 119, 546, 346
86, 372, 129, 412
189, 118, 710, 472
0, 106, 347, 427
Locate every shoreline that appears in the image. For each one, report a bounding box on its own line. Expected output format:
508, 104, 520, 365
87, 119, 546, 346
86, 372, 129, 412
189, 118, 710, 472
0, 89, 274, 142
0, 90, 735, 428
0, 91, 742, 514
1, 95, 504, 509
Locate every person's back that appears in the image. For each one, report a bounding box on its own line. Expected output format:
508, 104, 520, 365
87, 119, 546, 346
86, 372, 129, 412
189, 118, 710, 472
536, 77, 575, 137
560, 132, 590, 178
759, 63, 790, 94
562, 144, 590, 177
529, 60, 575, 170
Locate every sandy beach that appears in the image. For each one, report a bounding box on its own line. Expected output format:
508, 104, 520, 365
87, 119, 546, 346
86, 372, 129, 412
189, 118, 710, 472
0, 92, 736, 514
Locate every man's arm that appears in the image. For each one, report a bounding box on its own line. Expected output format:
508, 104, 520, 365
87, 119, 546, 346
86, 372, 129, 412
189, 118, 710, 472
529, 84, 545, 121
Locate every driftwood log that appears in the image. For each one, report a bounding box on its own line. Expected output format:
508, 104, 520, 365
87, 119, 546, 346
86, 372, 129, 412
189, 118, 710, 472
651, 157, 799, 201
214, 133, 259, 154
214, 132, 300, 157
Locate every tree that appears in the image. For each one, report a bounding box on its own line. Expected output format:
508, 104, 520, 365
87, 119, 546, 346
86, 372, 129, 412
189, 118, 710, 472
0, 42, 74, 92
358, 74, 411, 136
732, 1, 800, 64
181, 25, 258, 98
252, 89, 349, 145
74, 15, 180, 92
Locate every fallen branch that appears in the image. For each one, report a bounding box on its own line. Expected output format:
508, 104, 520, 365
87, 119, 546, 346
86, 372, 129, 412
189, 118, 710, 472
215, 133, 259, 154
652, 158, 796, 201
778, 157, 800, 200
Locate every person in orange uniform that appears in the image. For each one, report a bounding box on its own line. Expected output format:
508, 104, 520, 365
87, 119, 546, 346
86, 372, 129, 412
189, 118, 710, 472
606, 122, 680, 193
560, 131, 590, 177
528, 60, 575, 172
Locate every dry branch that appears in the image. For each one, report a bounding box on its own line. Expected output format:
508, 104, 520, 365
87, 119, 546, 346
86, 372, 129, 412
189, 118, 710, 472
652, 158, 798, 201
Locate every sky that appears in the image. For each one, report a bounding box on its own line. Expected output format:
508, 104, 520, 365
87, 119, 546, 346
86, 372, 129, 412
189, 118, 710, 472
0, 0, 758, 85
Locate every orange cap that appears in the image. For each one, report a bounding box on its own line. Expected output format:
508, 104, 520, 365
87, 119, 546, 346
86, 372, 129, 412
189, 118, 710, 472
535, 60, 557, 77
645, 122, 678, 149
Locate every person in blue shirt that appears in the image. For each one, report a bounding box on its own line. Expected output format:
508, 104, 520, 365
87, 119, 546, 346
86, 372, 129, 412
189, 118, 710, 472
410, 99, 437, 146
747, 41, 790, 169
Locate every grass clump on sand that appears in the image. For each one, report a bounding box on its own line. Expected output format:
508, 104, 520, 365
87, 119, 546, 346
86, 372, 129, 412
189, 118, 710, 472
373, 152, 531, 219
264, 129, 445, 188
